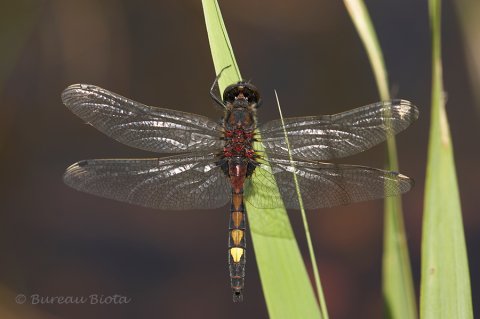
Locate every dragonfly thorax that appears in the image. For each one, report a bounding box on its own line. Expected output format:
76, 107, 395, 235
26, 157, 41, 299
225, 107, 255, 131
223, 129, 255, 159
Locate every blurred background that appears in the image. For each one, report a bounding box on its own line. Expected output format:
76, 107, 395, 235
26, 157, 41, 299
0, 0, 478, 318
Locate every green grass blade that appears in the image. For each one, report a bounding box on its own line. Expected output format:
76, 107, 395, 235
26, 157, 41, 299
202, 0, 241, 89
343, 1, 417, 318
275, 91, 329, 319
343, 0, 389, 101
454, 0, 480, 116
420, 1, 473, 318
202, 1, 321, 318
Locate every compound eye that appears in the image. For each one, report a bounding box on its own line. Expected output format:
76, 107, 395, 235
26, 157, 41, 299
243, 89, 255, 102
227, 93, 235, 102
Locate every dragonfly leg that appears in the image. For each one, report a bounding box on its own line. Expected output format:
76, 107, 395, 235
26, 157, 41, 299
210, 65, 231, 109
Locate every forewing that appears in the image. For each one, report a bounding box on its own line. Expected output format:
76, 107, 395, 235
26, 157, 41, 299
63, 153, 230, 210
245, 156, 413, 209
258, 99, 418, 160
62, 84, 224, 153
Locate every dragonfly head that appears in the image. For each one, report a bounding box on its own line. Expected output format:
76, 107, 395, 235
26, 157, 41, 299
223, 81, 262, 109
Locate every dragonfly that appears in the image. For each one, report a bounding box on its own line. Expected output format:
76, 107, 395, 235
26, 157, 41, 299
62, 72, 418, 302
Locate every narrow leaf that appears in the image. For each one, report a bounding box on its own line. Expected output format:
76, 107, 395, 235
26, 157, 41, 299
454, 0, 480, 115
202, 1, 321, 318
343, 1, 417, 318
420, 1, 473, 318
275, 91, 329, 319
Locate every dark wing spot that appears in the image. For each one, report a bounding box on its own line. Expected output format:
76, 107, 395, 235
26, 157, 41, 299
77, 160, 89, 167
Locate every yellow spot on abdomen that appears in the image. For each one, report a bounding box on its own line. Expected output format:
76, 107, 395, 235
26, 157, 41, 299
231, 229, 244, 246
230, 247, 244, 263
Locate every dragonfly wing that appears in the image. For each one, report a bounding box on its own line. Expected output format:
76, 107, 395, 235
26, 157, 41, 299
245, 156, 413, 209
63, 153, 230, 210
62, 84, 224, 153
258, 100, 418, 160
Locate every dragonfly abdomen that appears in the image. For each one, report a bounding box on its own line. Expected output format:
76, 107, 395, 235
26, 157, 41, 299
228, 161, 247, 302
